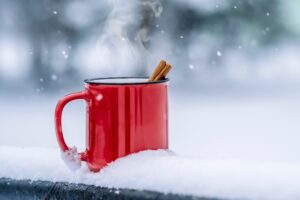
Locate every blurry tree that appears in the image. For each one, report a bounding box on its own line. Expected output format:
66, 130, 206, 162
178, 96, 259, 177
0, 0, 289, 92
159, 0, 284, 83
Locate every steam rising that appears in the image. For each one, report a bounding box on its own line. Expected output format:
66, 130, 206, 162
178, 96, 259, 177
97, 0, 163, 76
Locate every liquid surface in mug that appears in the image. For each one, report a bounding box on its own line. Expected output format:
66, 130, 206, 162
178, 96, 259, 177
87, 78, 149, 84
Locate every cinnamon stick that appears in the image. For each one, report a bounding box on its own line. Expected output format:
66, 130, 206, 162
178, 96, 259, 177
154, 63, 172, 81
148, 60, 166, 81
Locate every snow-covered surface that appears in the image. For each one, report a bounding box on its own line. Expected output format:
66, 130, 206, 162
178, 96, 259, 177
1, 92, 300, 199
1, 92, 300, 163
61, 146, 81, 171
1, 147, 300, 200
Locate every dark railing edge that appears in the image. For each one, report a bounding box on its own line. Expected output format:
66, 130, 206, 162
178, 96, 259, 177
0, 177, 226, 200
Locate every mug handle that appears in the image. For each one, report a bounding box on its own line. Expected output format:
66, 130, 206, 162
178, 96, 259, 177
54, 91, 90, 161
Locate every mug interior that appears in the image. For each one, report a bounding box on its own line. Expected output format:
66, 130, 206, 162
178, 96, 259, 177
85, 77, 168, 85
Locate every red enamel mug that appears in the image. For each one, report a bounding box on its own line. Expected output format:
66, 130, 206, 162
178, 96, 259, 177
55, 77, 169, 172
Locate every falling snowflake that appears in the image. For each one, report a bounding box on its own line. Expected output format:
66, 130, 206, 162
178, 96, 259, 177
51, 74, 57, 81
217, 51, 222, 56
189, 64, 194, 70
96, 94, 103, 101
61, 51, 69, 59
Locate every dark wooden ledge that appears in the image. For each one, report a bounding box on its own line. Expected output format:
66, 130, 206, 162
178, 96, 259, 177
0, 178, 225, 200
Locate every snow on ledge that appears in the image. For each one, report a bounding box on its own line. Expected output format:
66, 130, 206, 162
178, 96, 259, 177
0, 146, 300, 200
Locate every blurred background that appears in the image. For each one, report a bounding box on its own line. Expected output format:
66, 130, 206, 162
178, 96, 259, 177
1, 0, 300, 163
